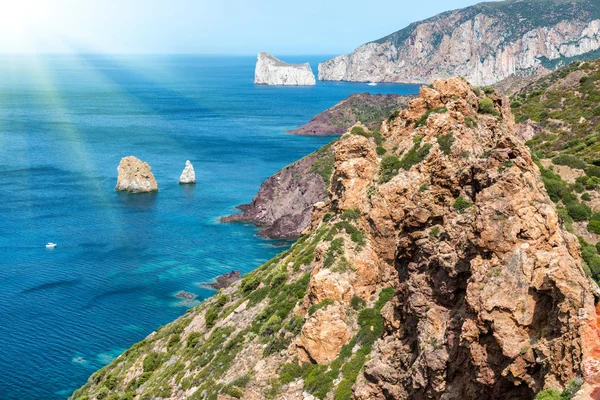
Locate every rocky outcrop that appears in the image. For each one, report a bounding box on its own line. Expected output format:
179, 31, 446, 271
220, 144, 333, 239
203, 270, 242, 290
115, 156, 158, 193
179, 160, 195, 184
71, 78, 600, 400
319, 0, 600, 86
254, 52, 316, 86
289, 93, 416, 135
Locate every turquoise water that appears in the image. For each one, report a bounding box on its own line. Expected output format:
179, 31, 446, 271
0, 54, 419, 399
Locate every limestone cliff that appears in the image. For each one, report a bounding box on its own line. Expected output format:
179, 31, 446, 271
319, 0, 600, 86
72, 78, 600, 400
115, 156, 158, 193
255, 52, 316, 86
179, 160, 196, 184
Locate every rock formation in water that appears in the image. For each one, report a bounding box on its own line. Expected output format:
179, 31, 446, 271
72, 77, 600, 400
179, 160, 196, 184
254, 52, 316, 86
203, 270, 242, 290
319, 0, 600, 86
289, 93, 416, 136
115, 156, 158, 193
221, 144, 333, 239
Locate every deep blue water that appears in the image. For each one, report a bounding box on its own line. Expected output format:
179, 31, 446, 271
0, 54, 419, 399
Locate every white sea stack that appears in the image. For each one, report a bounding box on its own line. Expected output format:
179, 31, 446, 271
179, 160, 196, 184
254, 52, 316, 86
115, 156, 158, 193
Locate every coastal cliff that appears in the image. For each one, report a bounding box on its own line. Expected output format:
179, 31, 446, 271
71, 77, 600, 400
319, 0, 600, 86
289, 93, 415, 136
255, 52, 316, 86
221, 144, 333, 239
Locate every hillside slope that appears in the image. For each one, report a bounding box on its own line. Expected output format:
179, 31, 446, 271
289, 93, 415, 136
319, 0, 600, 85
71, 78, 600, 400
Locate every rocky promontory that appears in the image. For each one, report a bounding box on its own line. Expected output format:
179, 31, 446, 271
221, 144, 333, 238
254, 52, 316, 86
179, 160, 195, 184
319, 0, 600, 85
289, 93, 415, 135
115, 156, 158, 193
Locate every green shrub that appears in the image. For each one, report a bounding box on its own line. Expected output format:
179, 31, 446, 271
398, 143, 433, 171
567, 201, 592, 221
341, 208, 360, 220
478, 98, 496, 115
465, 117, 478, 127
582, 193, 592, 201
379, 154, 401, 183
585, 165, 600, 178
535, 389, 561, 400
308, 299, 334, 315
350, 296, 366, 310
552, 154, 586, 169
437, 133, 454, 155
588, 220, 600, 234
482, 86, 495, 95
143, 352, 162, 373
453, 196, 472, 213
376, 146, 386, 156
241, 276, 260, 295
96, 387, 109, 400
350, 126, 366, 135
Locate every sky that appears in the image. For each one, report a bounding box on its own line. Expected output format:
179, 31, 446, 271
0, 0, 489, 55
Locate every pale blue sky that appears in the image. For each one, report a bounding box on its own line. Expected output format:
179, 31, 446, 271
0, 0, 489, 54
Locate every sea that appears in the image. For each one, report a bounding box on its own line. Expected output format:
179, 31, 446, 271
0, 54, 419, 399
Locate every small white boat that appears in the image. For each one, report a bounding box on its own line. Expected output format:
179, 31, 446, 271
46, 242, 57, 249
367, 82, 377, 86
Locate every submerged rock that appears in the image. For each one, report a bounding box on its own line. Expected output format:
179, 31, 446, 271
254, 52, 316, 86
174, 291, 196, 301
115, 156, 158, 193
179, 160, 196, 184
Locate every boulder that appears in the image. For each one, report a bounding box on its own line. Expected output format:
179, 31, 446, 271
115, 156, 158, 193
179, 160, 196, 184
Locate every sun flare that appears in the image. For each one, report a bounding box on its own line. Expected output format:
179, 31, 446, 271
0, 0, 56, 51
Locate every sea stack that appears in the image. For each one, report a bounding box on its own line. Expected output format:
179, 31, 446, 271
254, 52, 316, 86
115, 156, 158, 193
179, 160, 196, 184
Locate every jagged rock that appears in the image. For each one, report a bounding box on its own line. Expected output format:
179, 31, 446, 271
254, 52, 316, 86
297, 303, 351, 364
115, 156, 158, 193
203, 270, 242, 290
318, 0, 600, 85
179, 160, 196, 184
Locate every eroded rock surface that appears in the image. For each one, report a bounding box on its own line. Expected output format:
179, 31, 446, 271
115, 156, 158, 193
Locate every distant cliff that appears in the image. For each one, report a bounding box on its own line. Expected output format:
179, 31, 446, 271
319, 0, 600, 86
254, 52, 316, 86
289, 93, 415, 135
